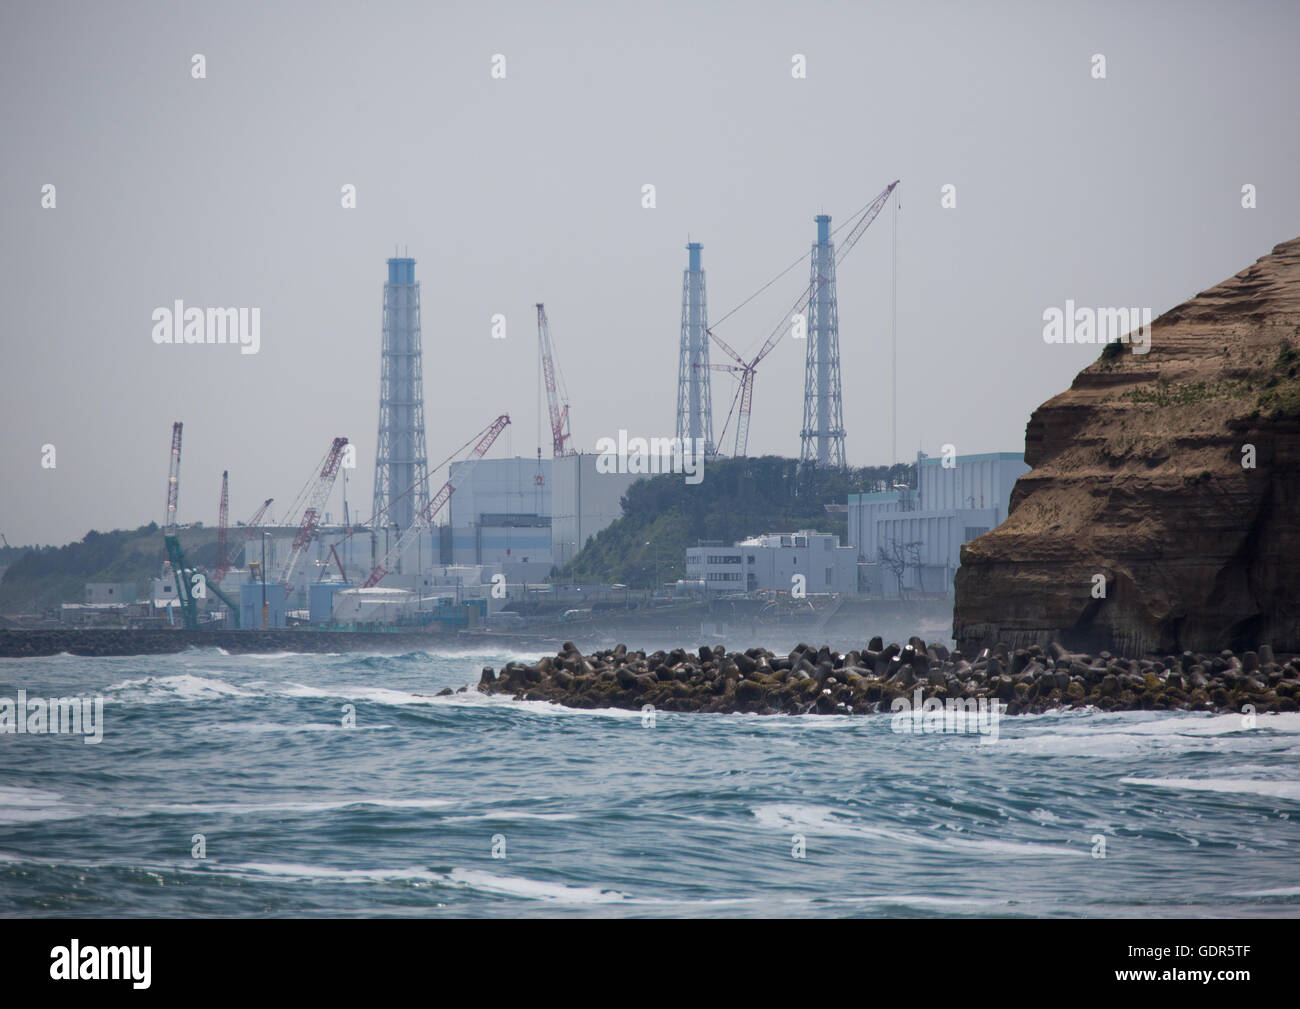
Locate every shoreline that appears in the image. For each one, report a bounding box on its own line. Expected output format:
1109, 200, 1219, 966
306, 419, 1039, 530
476, 638, 1300, 716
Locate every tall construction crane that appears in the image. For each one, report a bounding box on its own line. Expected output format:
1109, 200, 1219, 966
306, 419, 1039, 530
711, 180, 899, 458
164, 421, 183, 532
160, 422, 240, 628
362, 414, 510, 588
215, 496, 273, 586
278, 437, 349, 590
213, 471, 230, 583
536, 304, 572, 457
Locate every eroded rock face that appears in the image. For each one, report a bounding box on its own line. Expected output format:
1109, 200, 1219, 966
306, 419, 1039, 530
954, 237, 1300, 655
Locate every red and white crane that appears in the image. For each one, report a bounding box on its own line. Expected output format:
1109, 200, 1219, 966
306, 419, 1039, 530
214, 494, 273, 586
361, 414, 510, 588
536, 304, 572, 457
278, 437, 349, 588
163, 422, 183, 532
711, 180, 899, 458
213, 471, 230, 583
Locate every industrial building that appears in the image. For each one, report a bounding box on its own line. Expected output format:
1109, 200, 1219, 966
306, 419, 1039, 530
685, 531, 858, 597
848, 451, 1028, 596
550, 452, 641, 568
444, 456, 553, 581
142, 197, 907, 633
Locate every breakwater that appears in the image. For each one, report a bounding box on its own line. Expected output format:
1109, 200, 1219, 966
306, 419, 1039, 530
478, 637, 1300, 715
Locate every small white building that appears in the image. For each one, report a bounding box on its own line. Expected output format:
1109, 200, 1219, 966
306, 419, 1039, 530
685, 530, 858, 597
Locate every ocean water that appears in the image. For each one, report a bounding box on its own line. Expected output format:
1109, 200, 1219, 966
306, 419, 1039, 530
1, 647, 1298, 918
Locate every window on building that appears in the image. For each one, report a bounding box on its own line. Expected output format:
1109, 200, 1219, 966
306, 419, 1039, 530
825, 567, 833, 585
963, 526, 990, 541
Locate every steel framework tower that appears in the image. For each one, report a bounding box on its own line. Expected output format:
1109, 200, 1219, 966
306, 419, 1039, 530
675, 242, 714, 456
372, 257, 430, 532
799, 216, 846, 467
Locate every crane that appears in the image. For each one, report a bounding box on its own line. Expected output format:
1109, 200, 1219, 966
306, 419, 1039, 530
159, 422, 240, 628
164, 421, 183, 532
214, 494, 273, 586
277, 437, 349, 589
536, 304, 572, 457
710, 180, 899, 458
362, 414, 510, 588
213, 471, 229, 583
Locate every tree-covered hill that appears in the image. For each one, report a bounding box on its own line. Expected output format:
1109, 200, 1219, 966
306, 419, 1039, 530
0, 524, 223, 613
555, 456, 913, 588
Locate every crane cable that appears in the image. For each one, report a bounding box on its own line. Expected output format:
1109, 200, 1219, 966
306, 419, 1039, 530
709, 192, 889, 336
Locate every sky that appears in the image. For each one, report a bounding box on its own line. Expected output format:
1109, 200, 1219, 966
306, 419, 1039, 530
2, 0, 1297, 545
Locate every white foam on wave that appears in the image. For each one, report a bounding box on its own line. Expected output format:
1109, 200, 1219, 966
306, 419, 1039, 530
431, 689, 645, 719
103, 673, 255, 703
1119, 777, 1300, 801
267, 681, 446, 705
145, 796, 454, 815
0, 850, 631, 904
210, 721, 395, 734
446, 867, 627, 903
226, 861, 444, 884
992, 711, 1300, 758
442, 812, 578, 823
0, 793, 454, 824
0, 786, 83, 825
751, 803, 1085, 857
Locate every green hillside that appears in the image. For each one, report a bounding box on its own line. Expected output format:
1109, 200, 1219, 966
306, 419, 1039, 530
555, 456, 913, 588
0, 524, 223, 613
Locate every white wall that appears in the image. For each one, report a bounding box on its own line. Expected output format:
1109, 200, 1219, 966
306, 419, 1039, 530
550, 452, 640, 567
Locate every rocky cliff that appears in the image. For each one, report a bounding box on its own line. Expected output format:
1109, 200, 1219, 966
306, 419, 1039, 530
954, 237, 1300, 655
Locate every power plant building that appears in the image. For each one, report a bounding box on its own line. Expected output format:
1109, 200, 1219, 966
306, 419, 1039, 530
849, 452, 1029, 596
550, 452, 641, 568
685, 531, 859, 597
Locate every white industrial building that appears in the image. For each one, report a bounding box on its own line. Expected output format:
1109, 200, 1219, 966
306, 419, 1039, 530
550, 452, 641, 568
848, 451, 1028, 597
443, 456, 553, 582
685, 530, 858, 597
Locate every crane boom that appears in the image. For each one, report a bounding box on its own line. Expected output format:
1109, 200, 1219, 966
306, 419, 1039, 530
278, 438, 349, 587
537, 304, 571, 456
214, 496, 272, 586
711, 180, 899, 457
213, 471, 230, 583
164, 422, 182, 532
361, 414, 510, 588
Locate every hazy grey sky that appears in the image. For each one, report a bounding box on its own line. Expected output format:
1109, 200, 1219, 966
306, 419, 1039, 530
3, 0, 1297, 545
